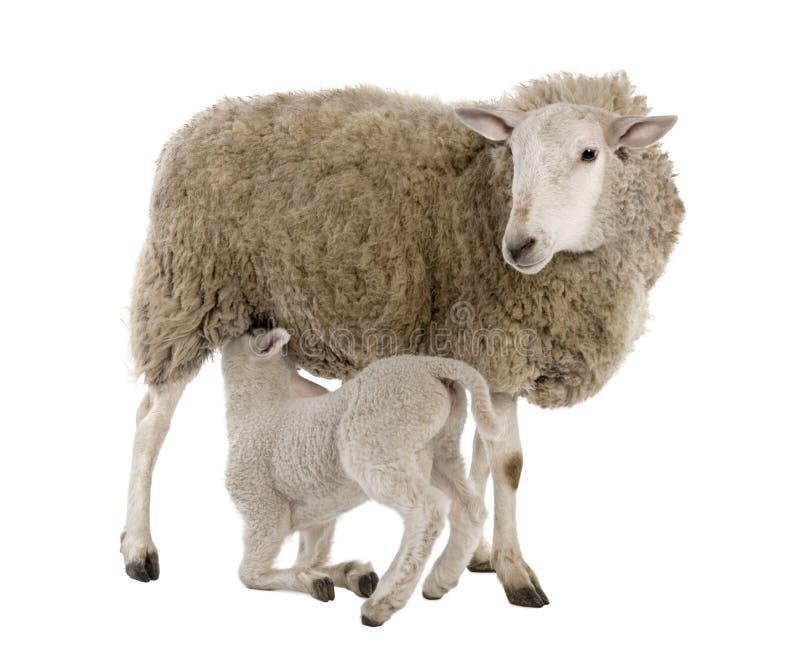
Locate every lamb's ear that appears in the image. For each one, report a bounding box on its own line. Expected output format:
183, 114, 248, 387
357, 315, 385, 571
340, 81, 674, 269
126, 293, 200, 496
251, 328, 290, 358
608, 115, 677, 149
455, 107, 525, 142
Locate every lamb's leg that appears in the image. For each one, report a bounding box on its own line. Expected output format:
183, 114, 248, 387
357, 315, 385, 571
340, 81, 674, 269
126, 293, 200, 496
357, 472, 448, 626
467, 434, 494, 573
422, 418, 487, 600
120, 379, 188, 581
240, 513, 336, 602
295, 521, 379, 598
484, 393, 549, 607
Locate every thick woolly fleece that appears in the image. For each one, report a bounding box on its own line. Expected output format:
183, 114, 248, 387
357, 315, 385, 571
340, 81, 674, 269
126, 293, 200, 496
131, 72, 683, 407
221, 332, 497, 623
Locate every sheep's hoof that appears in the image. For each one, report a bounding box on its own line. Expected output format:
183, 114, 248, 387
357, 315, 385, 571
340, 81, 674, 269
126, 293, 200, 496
494, 554, 549, 607
467, 559, 494, 573
120, 531, 160, 582
523, 562, 549, 606
311, 577, 335, 602
361, 614, 383, 627
422, 590, 442, 600
504, 585, 547, 608
357, 572, 380, 598
124, 552, 160, 582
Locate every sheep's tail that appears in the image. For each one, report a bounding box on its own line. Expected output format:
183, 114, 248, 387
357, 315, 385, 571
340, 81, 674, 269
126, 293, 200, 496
425, 358, 504, 441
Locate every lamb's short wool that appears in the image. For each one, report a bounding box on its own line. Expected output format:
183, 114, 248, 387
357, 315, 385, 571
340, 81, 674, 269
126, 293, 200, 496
222, 329, 502, 626
122, 72, 683, 606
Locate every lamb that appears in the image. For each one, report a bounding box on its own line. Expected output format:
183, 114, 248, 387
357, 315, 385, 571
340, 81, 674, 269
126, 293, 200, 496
221, 328, 501, 626
122, 72, 684, 608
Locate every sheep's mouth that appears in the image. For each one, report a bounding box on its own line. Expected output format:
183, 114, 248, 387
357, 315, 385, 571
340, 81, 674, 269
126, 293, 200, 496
509, 254, 552, 275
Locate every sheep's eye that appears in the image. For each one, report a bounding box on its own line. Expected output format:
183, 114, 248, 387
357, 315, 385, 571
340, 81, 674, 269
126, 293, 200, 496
581, 149, 597, 162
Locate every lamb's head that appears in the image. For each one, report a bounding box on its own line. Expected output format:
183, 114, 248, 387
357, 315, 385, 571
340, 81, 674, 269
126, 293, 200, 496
456, 103, 677, 274
221, 328, 293, 384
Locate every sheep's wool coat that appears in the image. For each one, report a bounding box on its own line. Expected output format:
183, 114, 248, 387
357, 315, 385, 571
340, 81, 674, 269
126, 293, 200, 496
132, 72, 684, 407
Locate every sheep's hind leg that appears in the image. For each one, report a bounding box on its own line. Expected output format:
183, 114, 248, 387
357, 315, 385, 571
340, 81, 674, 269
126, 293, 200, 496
484, 393, 549, 608
467, 434, 494, 573
356, 469, 449, 626
422, 405, 487, 600
295, 521, 379, 598
121, 378, 189, 582
240, 511, 336, 602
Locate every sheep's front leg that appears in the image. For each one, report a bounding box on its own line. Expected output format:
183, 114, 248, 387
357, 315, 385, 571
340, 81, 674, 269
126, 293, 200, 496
295, 521, 379, 598
484, 393, 549, 607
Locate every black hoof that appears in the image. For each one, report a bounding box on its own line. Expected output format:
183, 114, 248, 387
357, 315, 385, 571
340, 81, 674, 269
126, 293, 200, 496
312, 577, 335, 602
422, 591, 442, 600
125, 552, 159, 582
358, 571, 379, 597
504, 585, 546, 608
523, 564, 549, 605
361, 614, 383, 627
467, 560, 494, 573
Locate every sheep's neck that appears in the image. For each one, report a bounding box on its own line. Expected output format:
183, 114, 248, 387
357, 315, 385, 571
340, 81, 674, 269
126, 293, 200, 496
226, 370, 293, 408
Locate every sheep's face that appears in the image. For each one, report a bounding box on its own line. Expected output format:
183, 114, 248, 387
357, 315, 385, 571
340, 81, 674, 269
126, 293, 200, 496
456, 103, 676, 275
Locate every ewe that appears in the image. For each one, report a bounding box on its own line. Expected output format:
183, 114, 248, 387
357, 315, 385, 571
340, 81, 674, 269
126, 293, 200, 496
122, 72, 683, 608
222, 329, 500, 626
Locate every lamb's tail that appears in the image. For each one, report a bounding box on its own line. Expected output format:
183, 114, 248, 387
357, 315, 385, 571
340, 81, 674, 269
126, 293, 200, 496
424, 358, 504, 441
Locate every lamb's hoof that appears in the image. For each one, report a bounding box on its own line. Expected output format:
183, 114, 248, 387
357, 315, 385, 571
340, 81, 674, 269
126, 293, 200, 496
467, 559, 494, 573
361, 597, 396, 626
357, 572, 379, 598
361, 614, 383, 627
311, 577, 335, 602
504, 585, 547, 608
421, 574, 453, 600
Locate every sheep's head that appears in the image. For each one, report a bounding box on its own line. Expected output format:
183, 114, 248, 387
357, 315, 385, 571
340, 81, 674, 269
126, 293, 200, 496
456, 103, 676, 274
222, 329, 327, 399
221, 328, 292, 376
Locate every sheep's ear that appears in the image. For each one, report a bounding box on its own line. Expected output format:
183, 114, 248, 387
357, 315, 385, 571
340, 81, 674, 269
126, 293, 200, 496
455, 107, 525, 142
251, 328, 290, 358
608, 115, 677, 149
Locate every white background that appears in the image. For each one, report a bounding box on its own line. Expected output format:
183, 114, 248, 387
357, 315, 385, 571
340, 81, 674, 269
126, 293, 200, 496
1, 1, 798, 655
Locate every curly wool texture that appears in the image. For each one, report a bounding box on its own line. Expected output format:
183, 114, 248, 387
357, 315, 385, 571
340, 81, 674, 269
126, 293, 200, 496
131, 72, 684, 408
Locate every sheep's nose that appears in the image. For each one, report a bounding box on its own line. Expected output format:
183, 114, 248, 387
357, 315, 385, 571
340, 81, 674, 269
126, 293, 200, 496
507, 238, 537, 264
